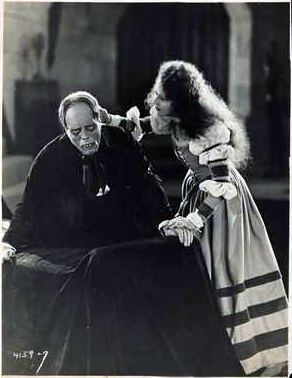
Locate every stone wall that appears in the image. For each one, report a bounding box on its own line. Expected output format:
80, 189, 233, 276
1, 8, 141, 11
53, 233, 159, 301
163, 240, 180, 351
50, 3, 127, 112
3, 2, 50, 140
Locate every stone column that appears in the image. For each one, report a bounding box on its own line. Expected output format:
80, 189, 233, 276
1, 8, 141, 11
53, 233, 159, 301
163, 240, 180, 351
224, 3, 252, 120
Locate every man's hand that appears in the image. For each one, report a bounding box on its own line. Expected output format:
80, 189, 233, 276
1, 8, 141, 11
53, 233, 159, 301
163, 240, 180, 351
1, 242, 16, 263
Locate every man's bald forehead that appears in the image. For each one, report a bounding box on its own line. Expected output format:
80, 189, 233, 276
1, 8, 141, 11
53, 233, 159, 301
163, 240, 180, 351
65, 102, 94, 125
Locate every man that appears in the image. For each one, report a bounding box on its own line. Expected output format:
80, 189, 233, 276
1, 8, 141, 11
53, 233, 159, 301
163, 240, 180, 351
3, 91, 171, 253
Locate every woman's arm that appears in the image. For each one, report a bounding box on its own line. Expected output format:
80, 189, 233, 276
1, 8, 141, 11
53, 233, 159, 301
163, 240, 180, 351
99, 106, 151, 140
196, 156, 237, 222
169, 144, 238, 234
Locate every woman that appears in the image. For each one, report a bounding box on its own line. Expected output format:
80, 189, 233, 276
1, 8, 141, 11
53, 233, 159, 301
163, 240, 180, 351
142, 61, 288, 376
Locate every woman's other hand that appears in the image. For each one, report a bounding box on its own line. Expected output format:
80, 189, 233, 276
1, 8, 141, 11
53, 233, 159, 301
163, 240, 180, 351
1, 242, 16, 263
126, 106, 143, 140
172, 227, 195, 247
167, 212, 204, 232
98, 106, 112, 124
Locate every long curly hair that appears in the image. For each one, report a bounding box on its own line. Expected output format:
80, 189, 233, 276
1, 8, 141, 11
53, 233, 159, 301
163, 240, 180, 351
146, 60, 250, 168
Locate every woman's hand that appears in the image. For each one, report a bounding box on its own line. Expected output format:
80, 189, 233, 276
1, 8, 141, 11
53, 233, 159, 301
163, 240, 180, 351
1, 242, 16, 263
166, 213, 204, 232
98, 106, 112, 124
166, 216, 197, 230
159, 219, 197, 247
126, 106, 143, 140
173, 227, 195, 247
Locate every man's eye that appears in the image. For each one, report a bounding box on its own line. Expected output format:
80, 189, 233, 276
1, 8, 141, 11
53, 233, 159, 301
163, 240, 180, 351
71, 129, 81, 136
85, 125, 96, 132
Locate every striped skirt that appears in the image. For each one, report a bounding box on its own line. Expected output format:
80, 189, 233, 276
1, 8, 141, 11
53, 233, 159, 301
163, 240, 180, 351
180, 167, 288, 375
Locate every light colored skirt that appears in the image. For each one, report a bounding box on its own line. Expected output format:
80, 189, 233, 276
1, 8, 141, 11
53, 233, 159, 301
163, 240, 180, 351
181, 166, 288, 375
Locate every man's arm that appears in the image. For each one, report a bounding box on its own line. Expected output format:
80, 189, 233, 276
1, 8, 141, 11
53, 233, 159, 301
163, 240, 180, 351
2, 156, 44, 251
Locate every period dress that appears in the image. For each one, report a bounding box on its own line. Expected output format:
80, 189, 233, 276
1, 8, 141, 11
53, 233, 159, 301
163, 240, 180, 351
175, 122, 288, 375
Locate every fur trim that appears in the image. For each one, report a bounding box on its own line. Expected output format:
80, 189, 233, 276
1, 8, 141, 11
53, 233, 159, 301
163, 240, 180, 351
189, 121, 231, 155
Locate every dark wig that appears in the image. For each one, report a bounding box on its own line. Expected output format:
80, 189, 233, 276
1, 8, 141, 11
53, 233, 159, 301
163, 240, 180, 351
146, 61, 250, 168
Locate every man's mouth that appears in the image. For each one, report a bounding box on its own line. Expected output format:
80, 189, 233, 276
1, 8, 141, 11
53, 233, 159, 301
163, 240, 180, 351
81, 142, 96, 150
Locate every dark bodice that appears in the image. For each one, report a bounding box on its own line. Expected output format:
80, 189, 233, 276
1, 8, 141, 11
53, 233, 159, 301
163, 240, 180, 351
175, 146, 211, 183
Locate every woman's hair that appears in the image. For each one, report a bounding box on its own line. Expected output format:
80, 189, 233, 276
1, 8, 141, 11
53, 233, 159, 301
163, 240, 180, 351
146, 60, 250, 168
58, 91, 100, 129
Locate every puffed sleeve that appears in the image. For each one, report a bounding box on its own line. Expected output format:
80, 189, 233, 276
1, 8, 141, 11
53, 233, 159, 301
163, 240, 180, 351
192, 143, 237, 222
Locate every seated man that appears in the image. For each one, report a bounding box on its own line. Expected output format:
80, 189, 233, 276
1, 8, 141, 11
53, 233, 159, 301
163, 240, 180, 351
3, 91, 172, 254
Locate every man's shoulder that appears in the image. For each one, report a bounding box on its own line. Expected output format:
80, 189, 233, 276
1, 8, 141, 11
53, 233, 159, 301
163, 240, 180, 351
33, 134, 70, 165
27, 134, 74, 181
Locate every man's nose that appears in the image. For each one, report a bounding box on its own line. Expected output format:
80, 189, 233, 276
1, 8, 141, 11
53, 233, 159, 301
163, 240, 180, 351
80, 128, 90, 139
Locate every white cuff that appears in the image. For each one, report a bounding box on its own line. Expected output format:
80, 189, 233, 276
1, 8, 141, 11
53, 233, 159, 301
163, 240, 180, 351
186, 210, 204, 229
199, 180, 237, 200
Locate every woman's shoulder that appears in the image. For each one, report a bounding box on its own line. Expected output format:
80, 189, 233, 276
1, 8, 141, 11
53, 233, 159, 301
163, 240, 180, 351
189, 122, 234, 165
189, 122, 230, 154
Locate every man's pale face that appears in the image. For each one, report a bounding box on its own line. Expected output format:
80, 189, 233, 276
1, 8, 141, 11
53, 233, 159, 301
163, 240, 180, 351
65, 102, 101, 155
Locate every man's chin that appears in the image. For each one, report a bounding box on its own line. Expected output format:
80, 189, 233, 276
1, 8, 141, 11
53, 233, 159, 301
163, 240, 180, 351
81, 147, 98, 155
78, 144, 99, 155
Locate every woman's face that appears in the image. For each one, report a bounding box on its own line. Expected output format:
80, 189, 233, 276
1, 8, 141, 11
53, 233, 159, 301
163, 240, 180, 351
152, 89, 172, 116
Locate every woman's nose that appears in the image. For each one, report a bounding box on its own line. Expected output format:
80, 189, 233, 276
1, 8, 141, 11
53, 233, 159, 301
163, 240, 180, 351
153, 96, 160, 106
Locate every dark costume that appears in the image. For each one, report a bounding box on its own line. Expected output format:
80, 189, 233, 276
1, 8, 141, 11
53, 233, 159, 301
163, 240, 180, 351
3, 126, 171, 249
2, 127, 244, 375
